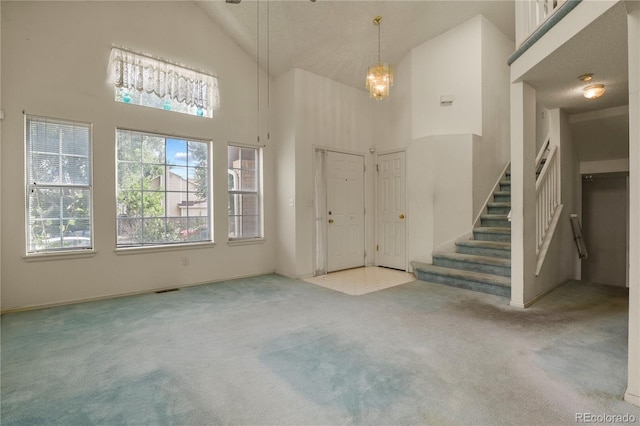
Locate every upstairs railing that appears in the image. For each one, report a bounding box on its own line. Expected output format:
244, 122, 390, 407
517, 0, 569, 45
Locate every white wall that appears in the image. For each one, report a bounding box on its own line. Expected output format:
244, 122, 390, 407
411, 16, 482, 140
531, 109, 581, 302
273, 68, 375, 278
375, 15, 512, 268
536, 104, 550, 154
0, 0, 3, 309
1, 1, 275, 310
475, 17, 513, 219
581, 175, 628, 287
273, 69, 297, 278
625, 6, 640, 408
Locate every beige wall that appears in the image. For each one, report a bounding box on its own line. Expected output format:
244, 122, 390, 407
626, 5, 640, 408
1, 1, 275, 310
531, 109, 582, 301
582, 175, 628, 287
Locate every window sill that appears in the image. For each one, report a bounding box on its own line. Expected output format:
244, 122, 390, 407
23, 250, 97, 262
227, 238, 265, 246
115, 241, 216, 255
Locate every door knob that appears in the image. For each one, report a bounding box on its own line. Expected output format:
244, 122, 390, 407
399, 214, 405, 219
328, 219, 334, 224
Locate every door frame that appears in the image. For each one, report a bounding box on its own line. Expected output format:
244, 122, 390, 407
313, 146, 368, 276
375, 148, 408, 271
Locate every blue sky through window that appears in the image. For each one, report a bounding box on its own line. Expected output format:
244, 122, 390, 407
166, 138, 191, 179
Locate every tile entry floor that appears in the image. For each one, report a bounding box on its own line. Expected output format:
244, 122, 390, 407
304, 266, 415, 295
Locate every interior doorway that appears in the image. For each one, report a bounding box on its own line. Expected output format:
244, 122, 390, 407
376, 151, 407, 270
581, 173, 629, 287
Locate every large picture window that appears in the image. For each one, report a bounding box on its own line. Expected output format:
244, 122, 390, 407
228, 145, 262, 240
116, 129, 210, 247
25, 115, 93, 254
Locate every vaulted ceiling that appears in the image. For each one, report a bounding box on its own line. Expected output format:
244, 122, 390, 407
196, 0, 516, 90
197, 0, 631, 165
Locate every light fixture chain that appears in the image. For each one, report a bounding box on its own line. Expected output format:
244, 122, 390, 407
377, 20, 381, 64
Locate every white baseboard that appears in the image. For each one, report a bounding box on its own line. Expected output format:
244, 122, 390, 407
1, 270, 276, 315
624, 390, 640, 407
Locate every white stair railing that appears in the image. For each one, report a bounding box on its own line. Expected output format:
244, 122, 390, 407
535, 144, 561, 256
517, 0, 569, 45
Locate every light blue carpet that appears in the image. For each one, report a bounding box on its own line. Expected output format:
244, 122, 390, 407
2, 274, 639, 425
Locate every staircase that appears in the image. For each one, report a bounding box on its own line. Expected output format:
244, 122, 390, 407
412, 171, 511, 298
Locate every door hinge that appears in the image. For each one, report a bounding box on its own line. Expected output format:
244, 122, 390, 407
363, 164, 366, 172
376, 244, 379, 251
376, 164, 379, 172
364, 250, 367, 258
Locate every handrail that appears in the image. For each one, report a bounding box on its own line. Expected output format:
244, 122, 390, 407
535, 145, 560, 254
535, 133, 550, 169
473, 162, 511, 229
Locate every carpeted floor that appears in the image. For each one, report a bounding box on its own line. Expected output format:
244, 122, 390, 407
1, 275, 639, 425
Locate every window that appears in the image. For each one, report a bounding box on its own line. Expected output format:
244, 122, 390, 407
228, 145, 262, 240
110, 47, 220, 118
25, 115, 93, 254
116, 129, 210, 247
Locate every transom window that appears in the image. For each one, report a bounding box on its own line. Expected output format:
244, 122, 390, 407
25, 115, 93, 254
110, 47, 220, 118
116, 129, 211, 247
228, 145, 262, 240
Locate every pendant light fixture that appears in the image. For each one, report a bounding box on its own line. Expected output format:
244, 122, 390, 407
366, 16, 393, 100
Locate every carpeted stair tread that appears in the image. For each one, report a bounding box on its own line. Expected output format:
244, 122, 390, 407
493, 191, 511, 197
487, 202, 511, 208
474, 227, 511, 235
480, 214, 510, 220
499, 180, 511, 186
455, 239, 511, 259
432, 251, 511, 267
412, 261, 511, 288
456, 240, 511, 250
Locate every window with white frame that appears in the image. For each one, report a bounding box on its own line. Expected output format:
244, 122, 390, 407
25, 115, 93, 254
116, 129, 211, 247
109, 47, 220, 118
228, 145, 262, 240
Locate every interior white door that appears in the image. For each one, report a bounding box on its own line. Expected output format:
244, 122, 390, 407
327, 151, 365, 272
377, 151, 406, 270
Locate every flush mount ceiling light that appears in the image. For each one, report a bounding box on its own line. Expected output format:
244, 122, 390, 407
579, 73, 605, 99
366, 16, 394, 100
583, 84, 606, 99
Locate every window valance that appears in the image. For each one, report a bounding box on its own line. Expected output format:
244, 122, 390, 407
110, 47, 220, 115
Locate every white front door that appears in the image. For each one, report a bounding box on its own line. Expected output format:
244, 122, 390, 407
377, 151, 407, 270
327, 151, 365, 272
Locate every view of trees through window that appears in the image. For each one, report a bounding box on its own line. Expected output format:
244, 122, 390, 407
116, 130, 210, 247
26, 116, 93, 253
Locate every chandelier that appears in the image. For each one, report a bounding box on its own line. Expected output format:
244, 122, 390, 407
366, 16, 394, 100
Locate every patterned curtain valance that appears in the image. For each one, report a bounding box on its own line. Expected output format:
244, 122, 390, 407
109, 47, 220, 114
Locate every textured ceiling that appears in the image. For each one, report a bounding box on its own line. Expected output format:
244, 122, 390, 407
197, 0, 631, 165
520, 1, 629, 115
196, 0, 516, 90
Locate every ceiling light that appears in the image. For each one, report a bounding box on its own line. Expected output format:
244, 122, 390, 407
583, 84, 605, 99
366, 16, 393, 100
